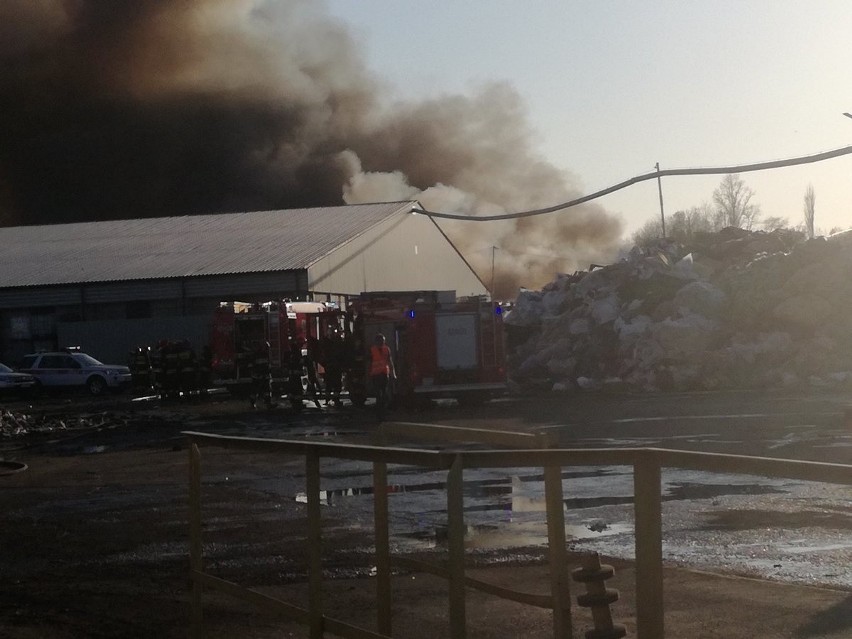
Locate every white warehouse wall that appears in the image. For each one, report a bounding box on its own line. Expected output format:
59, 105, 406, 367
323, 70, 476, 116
307, 210, 487, 297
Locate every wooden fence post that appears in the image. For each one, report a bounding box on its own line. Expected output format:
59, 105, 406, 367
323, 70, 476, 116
306, 451, 324, 638
373, 461, 392, 636
634, 450, 663, 639
544, 465, 573, 638
189, 442, 203, 639
447, 454, 466, 638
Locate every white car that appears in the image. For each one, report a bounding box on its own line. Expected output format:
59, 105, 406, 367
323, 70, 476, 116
18, 350, 132, 396
0, 362, 36, 397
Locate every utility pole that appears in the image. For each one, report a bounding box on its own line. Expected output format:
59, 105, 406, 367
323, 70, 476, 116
490, 245, 497, 298
655, 162, 666, 238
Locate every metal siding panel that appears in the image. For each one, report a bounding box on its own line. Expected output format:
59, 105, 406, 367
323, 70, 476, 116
183, 271, 303, 297
0, 287, 81, 308
307, 244, 367, 295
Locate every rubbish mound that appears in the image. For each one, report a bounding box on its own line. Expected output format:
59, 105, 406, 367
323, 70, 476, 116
505, 227, 852, 393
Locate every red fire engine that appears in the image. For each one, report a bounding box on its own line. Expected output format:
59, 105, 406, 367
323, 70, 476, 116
209, 300, 348, 406
209, 292, 506, 409
347, 291, 507, 407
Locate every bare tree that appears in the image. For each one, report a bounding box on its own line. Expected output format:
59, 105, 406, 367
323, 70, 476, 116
631, 217, 664, 248
632, 203, 718, 248
668, 204, 718, 241
761, 216, 788, 232
713, 174, 760, 229
803, 184, 815, 239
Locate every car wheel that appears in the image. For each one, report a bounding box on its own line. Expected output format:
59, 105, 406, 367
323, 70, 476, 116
87, 376, 107, 396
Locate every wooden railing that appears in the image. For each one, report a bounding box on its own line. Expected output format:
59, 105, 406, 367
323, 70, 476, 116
184, 427, 852, 639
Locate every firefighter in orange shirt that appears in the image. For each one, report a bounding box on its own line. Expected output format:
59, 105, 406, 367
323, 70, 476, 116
369, 333, 396, 420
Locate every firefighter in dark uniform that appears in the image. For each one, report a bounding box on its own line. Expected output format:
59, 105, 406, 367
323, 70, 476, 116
304, 335, 323, 409
130, 346, 153, 391
176, 339, 198, 394
249, 341, 274, 409
161, 340, 181, 399
320, 326, 345, 406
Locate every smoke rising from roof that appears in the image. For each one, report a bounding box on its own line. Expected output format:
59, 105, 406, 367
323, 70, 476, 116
0, 0, 623, 298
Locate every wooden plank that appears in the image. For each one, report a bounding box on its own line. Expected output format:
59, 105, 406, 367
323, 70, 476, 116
182, 431, 450, 468
446, 455, 467, 639
461, 448, 642, 469
658, 449, 852, 486
188, 443, 203, 639
634, 450, 664, 639
184, 432, 852, 486
373, 461, 392, 636
379, 421, 557, 449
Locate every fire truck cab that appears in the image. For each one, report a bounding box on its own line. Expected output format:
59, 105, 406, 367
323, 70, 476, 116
210, 301, 293, 393
347, 291, 507, 407
210, 300, 343, 404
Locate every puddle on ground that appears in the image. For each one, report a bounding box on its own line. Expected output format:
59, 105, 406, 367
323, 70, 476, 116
294, 468, 624, 507
295, 472, 636, 550
83, 445, 108, 454
287, 463, 850, 589
700, 508, 852, 532
665, 482, 785, 501
400, 521, 635, 550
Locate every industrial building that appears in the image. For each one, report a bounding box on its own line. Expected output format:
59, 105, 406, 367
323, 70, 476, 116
0, 201, 487, 364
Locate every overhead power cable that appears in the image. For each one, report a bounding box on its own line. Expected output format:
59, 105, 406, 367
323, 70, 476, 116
412, 144, 852, 222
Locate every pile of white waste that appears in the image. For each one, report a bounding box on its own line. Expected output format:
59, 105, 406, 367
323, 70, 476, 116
505, 227, 852, 393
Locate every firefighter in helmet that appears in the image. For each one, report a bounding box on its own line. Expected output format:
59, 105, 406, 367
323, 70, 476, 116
320, 325, 345, 406
249, 340, 274, 409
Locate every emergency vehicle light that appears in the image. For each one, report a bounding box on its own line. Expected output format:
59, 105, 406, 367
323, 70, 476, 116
494, 306, 503, 315
407, 310, 415, 319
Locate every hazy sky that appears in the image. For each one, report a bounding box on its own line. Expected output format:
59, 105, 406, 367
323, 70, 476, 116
326, 0, 852, 237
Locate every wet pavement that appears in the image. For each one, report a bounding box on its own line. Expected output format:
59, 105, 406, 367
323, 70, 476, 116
275, 455, 849, 589
5, 389, 851, 593
159, 390, 852, 591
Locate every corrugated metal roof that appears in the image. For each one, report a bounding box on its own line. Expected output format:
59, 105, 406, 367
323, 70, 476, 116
0, 202, 417, 288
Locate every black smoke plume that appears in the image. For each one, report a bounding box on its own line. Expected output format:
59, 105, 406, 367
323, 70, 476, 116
0, 0, 623, 298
